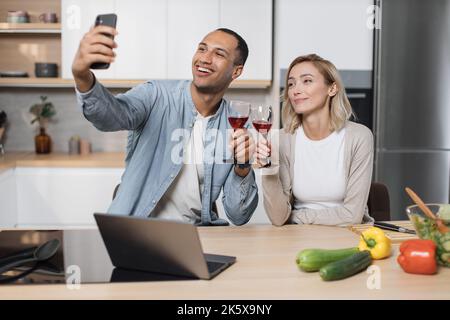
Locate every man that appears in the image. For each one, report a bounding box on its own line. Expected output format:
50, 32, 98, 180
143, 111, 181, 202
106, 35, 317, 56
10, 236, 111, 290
72, 25, 258, 226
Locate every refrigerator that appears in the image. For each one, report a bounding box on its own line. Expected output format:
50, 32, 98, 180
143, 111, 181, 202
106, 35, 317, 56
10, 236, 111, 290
374, 0, 450, 219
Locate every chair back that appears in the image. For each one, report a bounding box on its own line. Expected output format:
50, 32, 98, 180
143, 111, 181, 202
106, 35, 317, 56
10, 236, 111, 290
367, 182, 391, 221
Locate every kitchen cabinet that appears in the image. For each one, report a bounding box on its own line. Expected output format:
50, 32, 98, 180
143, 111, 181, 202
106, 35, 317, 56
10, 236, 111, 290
11, 167, 269, 226
62, 0, 167, 80
167, 0, 220, 79
114, 0, 167, 80
277, 0, 373, 70
0, 169, 17, 227
14, 167, 123, 227
62, 0, 116, 79
62, 0, 272, 84
0, 152, 270, 227
220, 0, 272, 81
0, 169, 269, 227
167, 0, 273, 81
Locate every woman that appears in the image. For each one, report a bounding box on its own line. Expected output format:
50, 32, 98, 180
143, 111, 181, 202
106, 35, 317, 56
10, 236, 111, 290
255, 54, 374, 226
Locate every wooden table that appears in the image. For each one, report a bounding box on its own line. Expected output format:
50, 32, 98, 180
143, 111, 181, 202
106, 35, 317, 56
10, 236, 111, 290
0, 224, 448, 300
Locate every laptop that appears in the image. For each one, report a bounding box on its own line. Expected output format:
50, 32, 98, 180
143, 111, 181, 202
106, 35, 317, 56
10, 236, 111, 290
93, 213, 236, 280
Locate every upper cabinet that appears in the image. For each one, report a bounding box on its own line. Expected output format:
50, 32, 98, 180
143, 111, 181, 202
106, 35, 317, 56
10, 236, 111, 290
220, 0, 272, 81
62, 0, 273, 84
62, 0, 167, 80
277, 0, 373, 70
167, 0, 219, 80
62, 0, 116, 79
114, 0, 167, 80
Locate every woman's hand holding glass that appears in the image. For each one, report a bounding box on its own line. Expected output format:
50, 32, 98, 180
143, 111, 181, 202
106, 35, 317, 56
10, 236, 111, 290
254, 134, 272, 168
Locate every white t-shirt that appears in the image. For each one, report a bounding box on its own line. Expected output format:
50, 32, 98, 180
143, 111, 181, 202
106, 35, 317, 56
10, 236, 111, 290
292, 125, 346, 211
151, 114, 211, 223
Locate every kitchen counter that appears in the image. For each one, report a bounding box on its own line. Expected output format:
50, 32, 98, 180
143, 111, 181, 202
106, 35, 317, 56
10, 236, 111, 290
0, 152, 125, 173
0, 223, 448, 299
0, 152, 30, 173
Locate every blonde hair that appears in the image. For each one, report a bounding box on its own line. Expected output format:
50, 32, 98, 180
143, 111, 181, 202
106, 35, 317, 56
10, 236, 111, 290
281, 54, 354, 134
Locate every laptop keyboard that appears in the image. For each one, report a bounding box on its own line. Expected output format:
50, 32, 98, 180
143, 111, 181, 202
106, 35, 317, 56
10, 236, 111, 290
206, 261, 224, 274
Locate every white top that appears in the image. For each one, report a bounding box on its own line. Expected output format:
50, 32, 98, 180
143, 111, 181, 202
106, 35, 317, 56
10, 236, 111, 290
151, 114, 211, 223
292, 125, 346, 211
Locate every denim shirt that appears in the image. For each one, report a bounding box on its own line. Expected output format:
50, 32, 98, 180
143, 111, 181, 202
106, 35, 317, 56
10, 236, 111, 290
76, 79, 258, 226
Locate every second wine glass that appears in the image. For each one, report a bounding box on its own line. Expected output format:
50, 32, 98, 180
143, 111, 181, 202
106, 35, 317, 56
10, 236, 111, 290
251, 105, 272, 167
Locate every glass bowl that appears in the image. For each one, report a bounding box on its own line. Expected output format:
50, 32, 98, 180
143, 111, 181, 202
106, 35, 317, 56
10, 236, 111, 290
406, 203, 450, 267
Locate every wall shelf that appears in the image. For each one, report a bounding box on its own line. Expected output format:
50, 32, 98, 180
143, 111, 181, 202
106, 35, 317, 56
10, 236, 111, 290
0, 23, 61, 34
0, 78, 271, 89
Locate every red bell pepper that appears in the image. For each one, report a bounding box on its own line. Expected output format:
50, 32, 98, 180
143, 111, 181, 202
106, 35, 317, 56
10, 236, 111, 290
397, 239, 437, 275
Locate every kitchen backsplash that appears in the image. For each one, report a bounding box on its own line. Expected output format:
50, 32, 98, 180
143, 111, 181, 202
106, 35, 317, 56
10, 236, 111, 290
0, 86, 272, 153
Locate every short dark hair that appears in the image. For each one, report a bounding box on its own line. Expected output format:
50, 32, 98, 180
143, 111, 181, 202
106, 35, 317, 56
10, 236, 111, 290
216, 28, 249, 66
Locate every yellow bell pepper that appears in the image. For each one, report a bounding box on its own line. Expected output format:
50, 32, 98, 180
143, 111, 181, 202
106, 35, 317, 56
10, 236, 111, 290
358, 227, 391, 260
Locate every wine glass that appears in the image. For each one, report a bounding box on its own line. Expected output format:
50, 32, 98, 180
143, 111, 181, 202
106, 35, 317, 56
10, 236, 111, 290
228, 100, 250, 129
251, 105, 272, 167
226, 100, 250, 164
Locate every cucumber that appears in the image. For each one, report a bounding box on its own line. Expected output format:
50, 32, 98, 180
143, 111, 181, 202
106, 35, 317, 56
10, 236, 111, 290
319, 250, 372, 281
296, 247, 359, 272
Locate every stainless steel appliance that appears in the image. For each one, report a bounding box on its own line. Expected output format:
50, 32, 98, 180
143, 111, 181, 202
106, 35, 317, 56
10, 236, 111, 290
374, 0, 450, 219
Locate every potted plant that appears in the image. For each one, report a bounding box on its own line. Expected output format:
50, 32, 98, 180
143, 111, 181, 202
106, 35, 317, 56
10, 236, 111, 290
29, 96, 56, 154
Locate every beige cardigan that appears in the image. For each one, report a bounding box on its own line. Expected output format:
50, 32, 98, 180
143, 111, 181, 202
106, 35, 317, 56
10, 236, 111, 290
262, 121, 374, 226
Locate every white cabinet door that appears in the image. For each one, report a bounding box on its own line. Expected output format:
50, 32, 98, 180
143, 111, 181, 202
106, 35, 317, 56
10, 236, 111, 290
167, 0, 220, 79
0, 170, 17, 228
220, 0, 272, 81
62, 0, 273, 82
15, 168, 123, 227
277, 0, 374, 70
62, 0, 116, 79
114, 0, 167, 79
63, 0, 167, 80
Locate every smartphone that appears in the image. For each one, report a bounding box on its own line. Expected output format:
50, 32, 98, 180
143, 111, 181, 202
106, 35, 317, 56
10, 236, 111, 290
90, 13, 117, 70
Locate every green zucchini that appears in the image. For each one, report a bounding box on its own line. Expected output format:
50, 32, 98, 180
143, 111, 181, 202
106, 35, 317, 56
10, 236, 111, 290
319, 250, 372, 281
296, 247, 359, 272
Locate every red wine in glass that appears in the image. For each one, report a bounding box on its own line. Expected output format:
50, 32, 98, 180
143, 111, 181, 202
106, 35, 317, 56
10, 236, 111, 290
228, 116, 249, 129
252, 120, 272, 133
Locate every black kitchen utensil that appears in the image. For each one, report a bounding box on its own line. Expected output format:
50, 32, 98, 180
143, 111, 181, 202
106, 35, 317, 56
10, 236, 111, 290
0, 71, 28, 78
373, 221, 416, 234
0, 239, 60, 275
